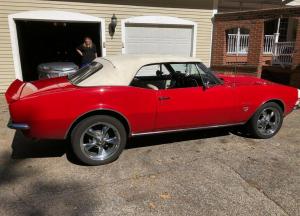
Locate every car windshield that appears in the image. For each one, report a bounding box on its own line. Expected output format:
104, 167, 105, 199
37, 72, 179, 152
68, 62, 103, 85
196, 63, 223, 85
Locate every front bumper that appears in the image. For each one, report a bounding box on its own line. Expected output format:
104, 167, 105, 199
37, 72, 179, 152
295, 97, 300, 110
7, 120, 30, 130
295, 90, 300, 110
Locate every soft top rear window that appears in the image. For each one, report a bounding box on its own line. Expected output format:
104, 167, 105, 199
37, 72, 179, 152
68, 62, 103, 85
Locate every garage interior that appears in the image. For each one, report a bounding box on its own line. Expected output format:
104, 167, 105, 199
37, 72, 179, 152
16, 20, 102, 81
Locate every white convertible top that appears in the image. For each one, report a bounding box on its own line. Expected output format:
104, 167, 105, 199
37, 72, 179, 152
77, 54, 201, 86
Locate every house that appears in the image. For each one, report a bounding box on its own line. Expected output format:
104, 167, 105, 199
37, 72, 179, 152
0, 0, 219, 93
211, 5, 300, 88
0, 0, 299, 93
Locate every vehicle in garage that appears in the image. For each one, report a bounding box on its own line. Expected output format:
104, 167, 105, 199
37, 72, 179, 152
5, 55, 300, 165
38, 62, 79, 79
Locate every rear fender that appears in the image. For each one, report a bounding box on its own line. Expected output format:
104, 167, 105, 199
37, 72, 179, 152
5, 79, 25, 104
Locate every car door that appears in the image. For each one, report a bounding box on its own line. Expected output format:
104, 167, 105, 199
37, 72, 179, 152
155, 63, 237, 131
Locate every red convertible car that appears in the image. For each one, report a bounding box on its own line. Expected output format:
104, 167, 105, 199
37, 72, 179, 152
5, 55, 300, 165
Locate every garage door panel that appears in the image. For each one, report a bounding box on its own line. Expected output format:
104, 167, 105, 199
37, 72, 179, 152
125, 25, 193, 56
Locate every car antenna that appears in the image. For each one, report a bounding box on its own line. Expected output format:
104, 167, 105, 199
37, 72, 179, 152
234, 1, 243, 88
234, 0, 255, 86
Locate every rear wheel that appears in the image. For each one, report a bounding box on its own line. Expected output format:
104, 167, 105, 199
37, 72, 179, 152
247, 102, 283, 139
71, 115, 127, 165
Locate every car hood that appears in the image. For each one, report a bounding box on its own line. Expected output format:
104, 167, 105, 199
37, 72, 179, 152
217, 74, 275, 87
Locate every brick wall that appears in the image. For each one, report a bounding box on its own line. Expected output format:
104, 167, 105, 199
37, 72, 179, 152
214, 6, 300, 22
211, 7, 300, 87
211, 19, 265, 77
292, 18, 300, 68
291, 18, 300, 87
211, 21, 226, 65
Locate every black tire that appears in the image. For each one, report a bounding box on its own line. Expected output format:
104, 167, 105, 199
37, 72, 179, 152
247, 102, 283, 139
71, 115, 127, 165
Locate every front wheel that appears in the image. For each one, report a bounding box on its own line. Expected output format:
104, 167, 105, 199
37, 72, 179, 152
247, 102, 283, 139
71, 115, 127, 165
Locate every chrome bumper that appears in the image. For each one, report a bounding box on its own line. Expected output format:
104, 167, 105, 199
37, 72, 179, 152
7, 120, 30, 130
294, 99, 300, 110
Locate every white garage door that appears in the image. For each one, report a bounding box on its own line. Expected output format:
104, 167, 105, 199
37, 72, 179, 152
125, 24, 193, 56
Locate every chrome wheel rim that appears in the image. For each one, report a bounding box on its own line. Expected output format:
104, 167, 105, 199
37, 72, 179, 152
80, 122, 121, 161
257, 107, 280, 136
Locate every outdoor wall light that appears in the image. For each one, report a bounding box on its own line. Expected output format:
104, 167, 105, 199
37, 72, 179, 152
109, 14, 117, 38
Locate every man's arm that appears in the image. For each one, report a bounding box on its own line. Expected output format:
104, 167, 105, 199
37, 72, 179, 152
76, 48, 83, 56
94, 45, 97, 58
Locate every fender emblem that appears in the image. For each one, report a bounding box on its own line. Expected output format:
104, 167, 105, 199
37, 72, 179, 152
243, 106, 249, 112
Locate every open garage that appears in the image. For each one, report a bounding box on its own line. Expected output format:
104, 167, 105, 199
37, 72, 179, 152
16, 20, 102, 81
8, 11, 106, 82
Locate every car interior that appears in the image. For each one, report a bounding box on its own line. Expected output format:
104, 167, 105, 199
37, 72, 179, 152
131, 62, 219, 90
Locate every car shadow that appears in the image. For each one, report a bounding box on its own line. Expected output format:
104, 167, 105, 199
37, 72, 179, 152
11, 127, 236, 164
126, 127, 231, 149
11, 130, 68, 159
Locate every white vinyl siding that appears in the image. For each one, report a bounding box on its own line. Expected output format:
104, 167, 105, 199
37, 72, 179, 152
0, 0, 214, 93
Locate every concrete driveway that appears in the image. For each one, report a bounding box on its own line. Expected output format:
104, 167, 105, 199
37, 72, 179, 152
0, 95, 299, 216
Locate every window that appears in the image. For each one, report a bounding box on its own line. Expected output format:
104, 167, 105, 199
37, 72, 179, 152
227, 28, 250, 54
131, 64, 171, 90
68, 62, 103, 85
135, 64, 169, 77
169, 63, 220, 88
167, 63, 202, 89
131, 62, 221, 90
169, 63, 199, 76
196, 63, 220, 87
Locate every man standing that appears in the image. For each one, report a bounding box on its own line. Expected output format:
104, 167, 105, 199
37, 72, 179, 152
76, 37, 97, 67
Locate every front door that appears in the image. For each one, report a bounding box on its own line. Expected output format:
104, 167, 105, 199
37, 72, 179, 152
155, 63, 236, 131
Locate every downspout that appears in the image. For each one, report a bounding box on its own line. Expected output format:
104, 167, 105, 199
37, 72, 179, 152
209, 0, 218, 67
274, 17, 281, 43
273, 1, 284, 67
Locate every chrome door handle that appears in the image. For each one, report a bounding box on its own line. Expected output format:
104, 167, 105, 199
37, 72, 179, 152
159, 96, 170, 101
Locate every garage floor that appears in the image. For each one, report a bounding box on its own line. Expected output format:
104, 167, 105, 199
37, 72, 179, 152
0, 95, 299, 216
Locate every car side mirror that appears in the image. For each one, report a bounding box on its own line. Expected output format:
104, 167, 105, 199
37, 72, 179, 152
203, 80, 212, 90
219, 77, 225, 85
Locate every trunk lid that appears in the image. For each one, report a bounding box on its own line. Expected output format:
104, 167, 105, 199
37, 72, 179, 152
5, 79, 26, 104
5, 77, 72, 104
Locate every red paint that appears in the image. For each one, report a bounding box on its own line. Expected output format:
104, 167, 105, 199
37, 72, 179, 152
5, 75, 299, 139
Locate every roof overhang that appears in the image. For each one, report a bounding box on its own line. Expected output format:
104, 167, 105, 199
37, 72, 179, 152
218, 0, 293, 12
215, 5, 300, 21
52, 0, 215, 10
